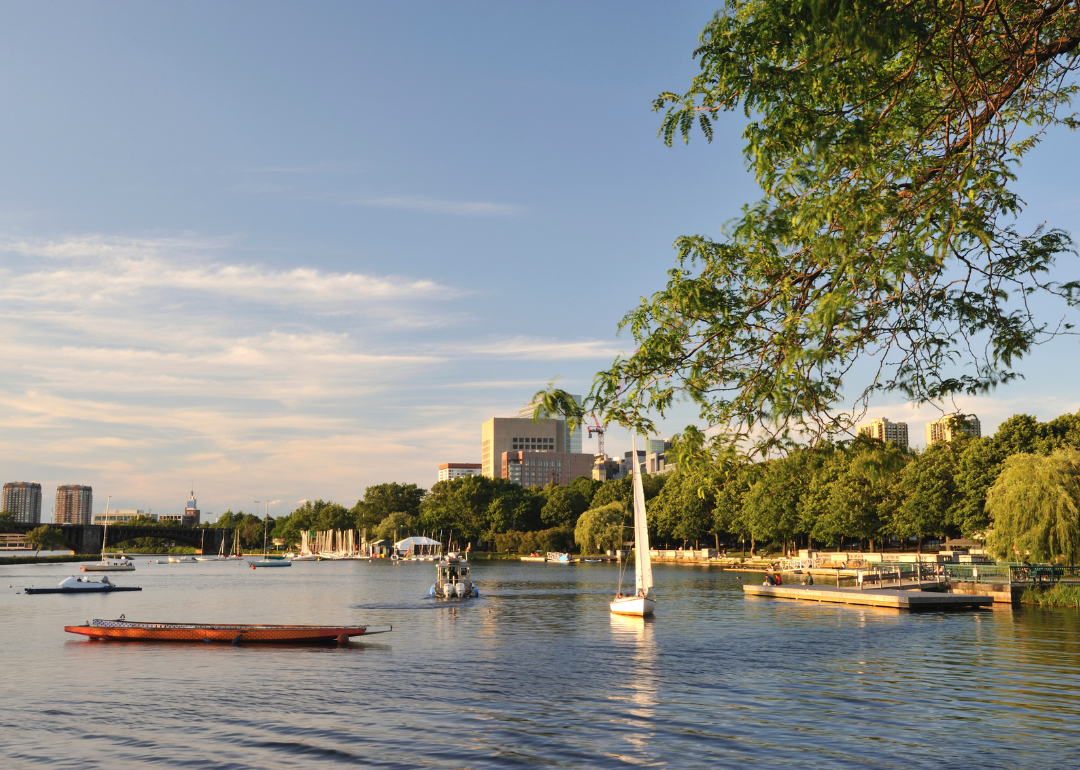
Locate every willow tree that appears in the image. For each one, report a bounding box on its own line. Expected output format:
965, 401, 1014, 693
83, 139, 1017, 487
538, 1, 1080, 457
986, 449, 1080, 562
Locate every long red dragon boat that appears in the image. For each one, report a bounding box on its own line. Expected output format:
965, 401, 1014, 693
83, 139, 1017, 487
65, 617, 391, 645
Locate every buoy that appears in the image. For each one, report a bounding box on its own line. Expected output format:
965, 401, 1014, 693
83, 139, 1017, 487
251, 564, 256, 570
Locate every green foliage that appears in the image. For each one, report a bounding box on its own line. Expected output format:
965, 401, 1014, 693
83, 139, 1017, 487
493, 527, 573, 554
352, 483, 426, 532
986, 450, 1080, 563
25, 525, 65, 555
0, 512, 17, 531
373, 511, 416, 542
574, 502, 626, 554
648, 472, 713, 546
541, 485, 589, 528
1021, 583, 1080, 607
547, 3, 1080, 453
893, 441, 963, 546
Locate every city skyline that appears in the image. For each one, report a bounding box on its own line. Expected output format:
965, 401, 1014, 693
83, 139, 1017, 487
0, 2, 1077, 518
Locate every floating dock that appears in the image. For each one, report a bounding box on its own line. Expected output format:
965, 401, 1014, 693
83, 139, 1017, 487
742, 583, 992, 609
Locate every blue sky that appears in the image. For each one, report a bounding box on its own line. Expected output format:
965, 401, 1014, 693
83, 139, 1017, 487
0, 2, 1077, 520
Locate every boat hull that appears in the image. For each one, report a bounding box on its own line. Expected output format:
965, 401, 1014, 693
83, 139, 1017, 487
26, 586, 142, 594
609, 596, 656, 617
64, 619, 388, 644
81, 565, 135, 572
251, 560, 292, 567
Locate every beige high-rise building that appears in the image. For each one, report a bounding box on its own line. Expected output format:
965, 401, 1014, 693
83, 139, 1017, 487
926, 415, 981, 446
857, 418, 909, 448
2, 482, 42, 524
482, 417, 566, 479
517, 395, 583, 454
55, 485, 93, 525
502, 451, 596, 487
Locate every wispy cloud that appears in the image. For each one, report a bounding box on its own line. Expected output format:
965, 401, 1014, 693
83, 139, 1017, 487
464, 336, 623, 360
344, 195, 525, 218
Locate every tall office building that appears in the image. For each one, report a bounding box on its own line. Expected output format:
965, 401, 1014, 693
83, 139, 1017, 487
438, 463, 483, 483
482, 417, 567, 479
857, 418, 909, 448
55, 485, 93, 525
183, 489, 201, 526
517, 394, 583, 454
926, 415, 981, 446
2, 482, 42, 524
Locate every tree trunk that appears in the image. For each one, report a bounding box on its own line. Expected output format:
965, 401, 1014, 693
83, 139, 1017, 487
918, 534, 922, 554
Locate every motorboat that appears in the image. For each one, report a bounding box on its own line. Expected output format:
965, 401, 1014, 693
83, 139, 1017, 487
25, 576, 142, 594
168, 555, 196, 563
430, 553, 477, 599
64, 617, 392, 644
250, 559, 292, 568
610, 435, 656, 617
547, 552, 573, 563
82, 554, 136, 572
519, 554, 547, 562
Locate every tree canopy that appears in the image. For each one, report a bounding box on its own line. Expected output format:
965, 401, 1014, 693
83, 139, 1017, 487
541, 1, 1080, 455
986, 449, 1080, 562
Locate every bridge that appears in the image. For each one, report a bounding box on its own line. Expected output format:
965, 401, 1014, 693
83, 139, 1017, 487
4, 523, 236, 555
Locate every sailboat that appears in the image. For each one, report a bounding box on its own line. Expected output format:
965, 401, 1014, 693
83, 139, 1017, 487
610, 435, 655, 617
251, 503, 291, 568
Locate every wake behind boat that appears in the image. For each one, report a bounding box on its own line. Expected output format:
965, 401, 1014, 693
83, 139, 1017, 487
25, 576, 142, 594
64, 618, 391, 644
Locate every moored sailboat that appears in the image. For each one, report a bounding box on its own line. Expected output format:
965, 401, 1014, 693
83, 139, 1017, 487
610, 435, 655, 617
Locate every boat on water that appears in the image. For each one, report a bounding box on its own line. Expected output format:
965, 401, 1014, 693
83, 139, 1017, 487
520, 554, 547, 562
430, 553, 477, 599
610, 435, 656, 617
195, 534, 228, 561
25, 576, 142, 594
168, 555, 196, 563
547, 552, 573, 563
64, 617, 391, 644
82, 554, 136, 572
250, 507, 292, 568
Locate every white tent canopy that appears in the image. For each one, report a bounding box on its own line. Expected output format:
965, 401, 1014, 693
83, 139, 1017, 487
395, 536, 441, 549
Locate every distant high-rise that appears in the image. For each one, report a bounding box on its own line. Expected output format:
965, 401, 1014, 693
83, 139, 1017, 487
55, 485, 93, 525
926, 415, 981, 446
857, 418, 909, 448
184, 488, 201, 526
2, 482, 42, 524
482, 417, 567, 479
438, 463, 483, 483
517, 395, 583, 454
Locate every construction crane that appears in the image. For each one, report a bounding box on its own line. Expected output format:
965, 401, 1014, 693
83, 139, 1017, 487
586, 416, 606, 457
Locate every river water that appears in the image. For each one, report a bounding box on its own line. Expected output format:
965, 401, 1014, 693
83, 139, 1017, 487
1, 558, 1078, 768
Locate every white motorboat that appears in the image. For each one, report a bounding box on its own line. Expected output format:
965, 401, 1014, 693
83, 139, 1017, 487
610, 435, 656, 617
168, 555, 196, 563
25, 575, 142, 594
430, 553, 477, 599
547, 552, 573, 563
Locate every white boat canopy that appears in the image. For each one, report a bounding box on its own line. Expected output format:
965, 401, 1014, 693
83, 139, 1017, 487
394, 536, 441, 549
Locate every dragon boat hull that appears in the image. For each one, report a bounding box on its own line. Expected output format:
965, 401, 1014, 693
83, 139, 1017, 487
64, 619, 391, 644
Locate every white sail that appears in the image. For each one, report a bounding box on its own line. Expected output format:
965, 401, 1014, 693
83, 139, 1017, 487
631, 434, 653, 596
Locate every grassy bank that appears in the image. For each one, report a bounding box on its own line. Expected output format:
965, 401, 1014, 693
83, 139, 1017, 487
1021, 583, 1080, 607
0, 554, 97, 566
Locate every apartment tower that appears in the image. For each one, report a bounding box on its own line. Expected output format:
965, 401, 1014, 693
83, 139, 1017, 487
926, 415, 982, 446
2, 482, 42, 524
857, 418, 909, 448
55, 485, 93, 525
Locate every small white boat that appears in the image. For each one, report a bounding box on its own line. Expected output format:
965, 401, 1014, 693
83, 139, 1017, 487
25, 575, 142, 594
430, 553, 476, 599
519, 554, 547, 562
82, 554, 136, 572
610, 435, 656, 617
250, 559, 292, 568
547, 552, 572, 563
168, 555, 196, 563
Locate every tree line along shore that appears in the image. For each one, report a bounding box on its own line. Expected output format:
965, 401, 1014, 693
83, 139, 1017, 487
65, 409, 1080, 571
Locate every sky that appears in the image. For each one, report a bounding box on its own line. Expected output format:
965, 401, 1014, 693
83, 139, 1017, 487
0, 2, 1077, 521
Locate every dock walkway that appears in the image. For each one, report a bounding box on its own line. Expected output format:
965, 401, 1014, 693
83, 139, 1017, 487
743, 583, 992, 609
